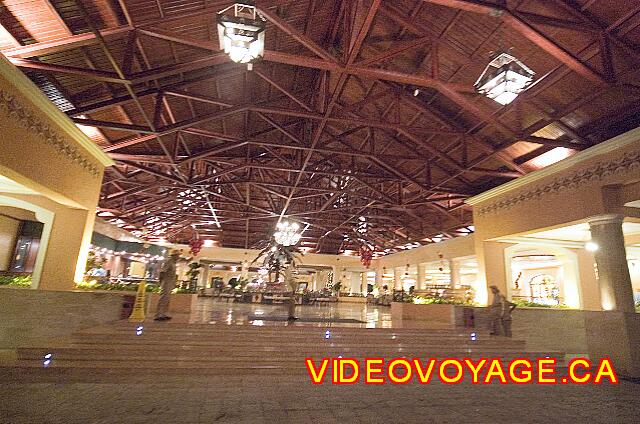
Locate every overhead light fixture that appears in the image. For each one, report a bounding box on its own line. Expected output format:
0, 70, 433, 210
585, 241, 599, 252
217, 1, 266, 69
274, 221, 301, 246
474, 51, 534, 105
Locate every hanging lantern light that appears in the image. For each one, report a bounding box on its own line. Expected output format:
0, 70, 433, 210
217, 1, 266, 68
474, 51, 535, 105
273, 221, 301, 246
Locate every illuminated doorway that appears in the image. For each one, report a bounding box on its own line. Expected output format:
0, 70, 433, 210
504, 245, 581, 308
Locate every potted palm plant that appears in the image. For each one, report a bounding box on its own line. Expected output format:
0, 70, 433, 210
252, 238, 302, 320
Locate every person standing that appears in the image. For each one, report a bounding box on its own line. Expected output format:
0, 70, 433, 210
488, 285, 505, 335
154, 250, 180, 321
501, 297, 517, 338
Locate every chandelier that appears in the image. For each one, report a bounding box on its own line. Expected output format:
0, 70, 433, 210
474, 51, 535, 105
274, 221, 301, 246
216, 1, 266, 68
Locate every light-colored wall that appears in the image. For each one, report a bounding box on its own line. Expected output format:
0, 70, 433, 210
0, 55, 110, 211
377, 235, 475, 269
0, 214, 19, 271
461, 307, 589, 354
0, 56, 111, 290
2, 193, 93, 290
0, 287, 123, 348
468, 128, 640, 307
470, 129, 640, 241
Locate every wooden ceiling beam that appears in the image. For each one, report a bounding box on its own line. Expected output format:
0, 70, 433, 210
259, 7, 340, 63
356, 36, 432, 67
7, 57, 129, 84
277, 0, 382, 219
419, 0, 606, 83
1, 26, 133, 58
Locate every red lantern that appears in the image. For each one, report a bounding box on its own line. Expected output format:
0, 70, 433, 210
189, 236, 204, 256
359, 245, 373, 268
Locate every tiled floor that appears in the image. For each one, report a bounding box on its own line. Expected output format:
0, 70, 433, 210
188, 298, 395, 328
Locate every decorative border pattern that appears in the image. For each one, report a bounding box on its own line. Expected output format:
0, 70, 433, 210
478, 150, 640, 215
0, 90, 100, 177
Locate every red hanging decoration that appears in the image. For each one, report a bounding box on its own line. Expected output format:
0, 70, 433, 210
359, 245, 373, 268
189, 234, 204, 256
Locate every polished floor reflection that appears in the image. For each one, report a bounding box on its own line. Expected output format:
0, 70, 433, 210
188, 298, 394, 328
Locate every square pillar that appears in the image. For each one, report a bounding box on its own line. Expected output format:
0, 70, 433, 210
450, 259, 460, 288
39, 207, 93, 291
374, 264, 383, 290
393, 268, 402, 290
199, 264, 210, 288
417, 264, 426, 290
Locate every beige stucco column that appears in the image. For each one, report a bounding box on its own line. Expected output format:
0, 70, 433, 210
589, 214, 635, 312
450, 260, 460, 288
374, 264, 383, 290
199, 264, 209, 288
240, 261, 248, 280
393, 267, 402, 290
417, 264, 426, 290
39, 207, 95, 290
317, 270, 327, 290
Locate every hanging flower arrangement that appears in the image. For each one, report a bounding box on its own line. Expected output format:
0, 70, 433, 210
189, 233, 204, 256
359, 245, 373, 268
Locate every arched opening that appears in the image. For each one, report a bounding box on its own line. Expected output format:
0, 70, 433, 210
504, 244, 582, 308
0, 195, 54, 290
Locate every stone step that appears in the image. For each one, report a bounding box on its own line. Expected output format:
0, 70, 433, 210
0, 363, 304, 379
84, 321, 480, 335
18, 347, 561, 361
79, 327, 492, 338
71, 329, 519, 341
66, 338, 526, 351
12, 352, 565, 369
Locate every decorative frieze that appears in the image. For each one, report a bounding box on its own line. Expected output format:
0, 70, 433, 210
0, 90, 100, 177
478, 150, 640, 215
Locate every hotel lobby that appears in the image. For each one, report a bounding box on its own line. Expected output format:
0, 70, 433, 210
1, 0, 640, 422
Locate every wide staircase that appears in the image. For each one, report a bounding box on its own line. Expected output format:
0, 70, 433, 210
3, 322, 564, 380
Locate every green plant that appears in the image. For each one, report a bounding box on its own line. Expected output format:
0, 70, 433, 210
85, 251, 103, 271
0, 275, 32, 287
186, 262, 202, 281
76, 280, 161, 293
228, 277, 239, 289
174, 287, 197, 294
412, 296, 471, 305
512, 299, 569, 309
252, 241, 302, 282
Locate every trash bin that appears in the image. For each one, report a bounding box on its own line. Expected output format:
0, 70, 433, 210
121, 294, 136, 319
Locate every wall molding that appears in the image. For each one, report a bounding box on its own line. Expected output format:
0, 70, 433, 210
475, 148, 640, 215
467, 126, 640, 207
0, 90, 102, 177
0, 54, 113, 168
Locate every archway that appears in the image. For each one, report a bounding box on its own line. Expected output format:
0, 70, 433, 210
504, 244, 582, 308
0, 195, 54, 289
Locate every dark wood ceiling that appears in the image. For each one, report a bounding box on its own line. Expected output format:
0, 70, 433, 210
2, 0, 640, 254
